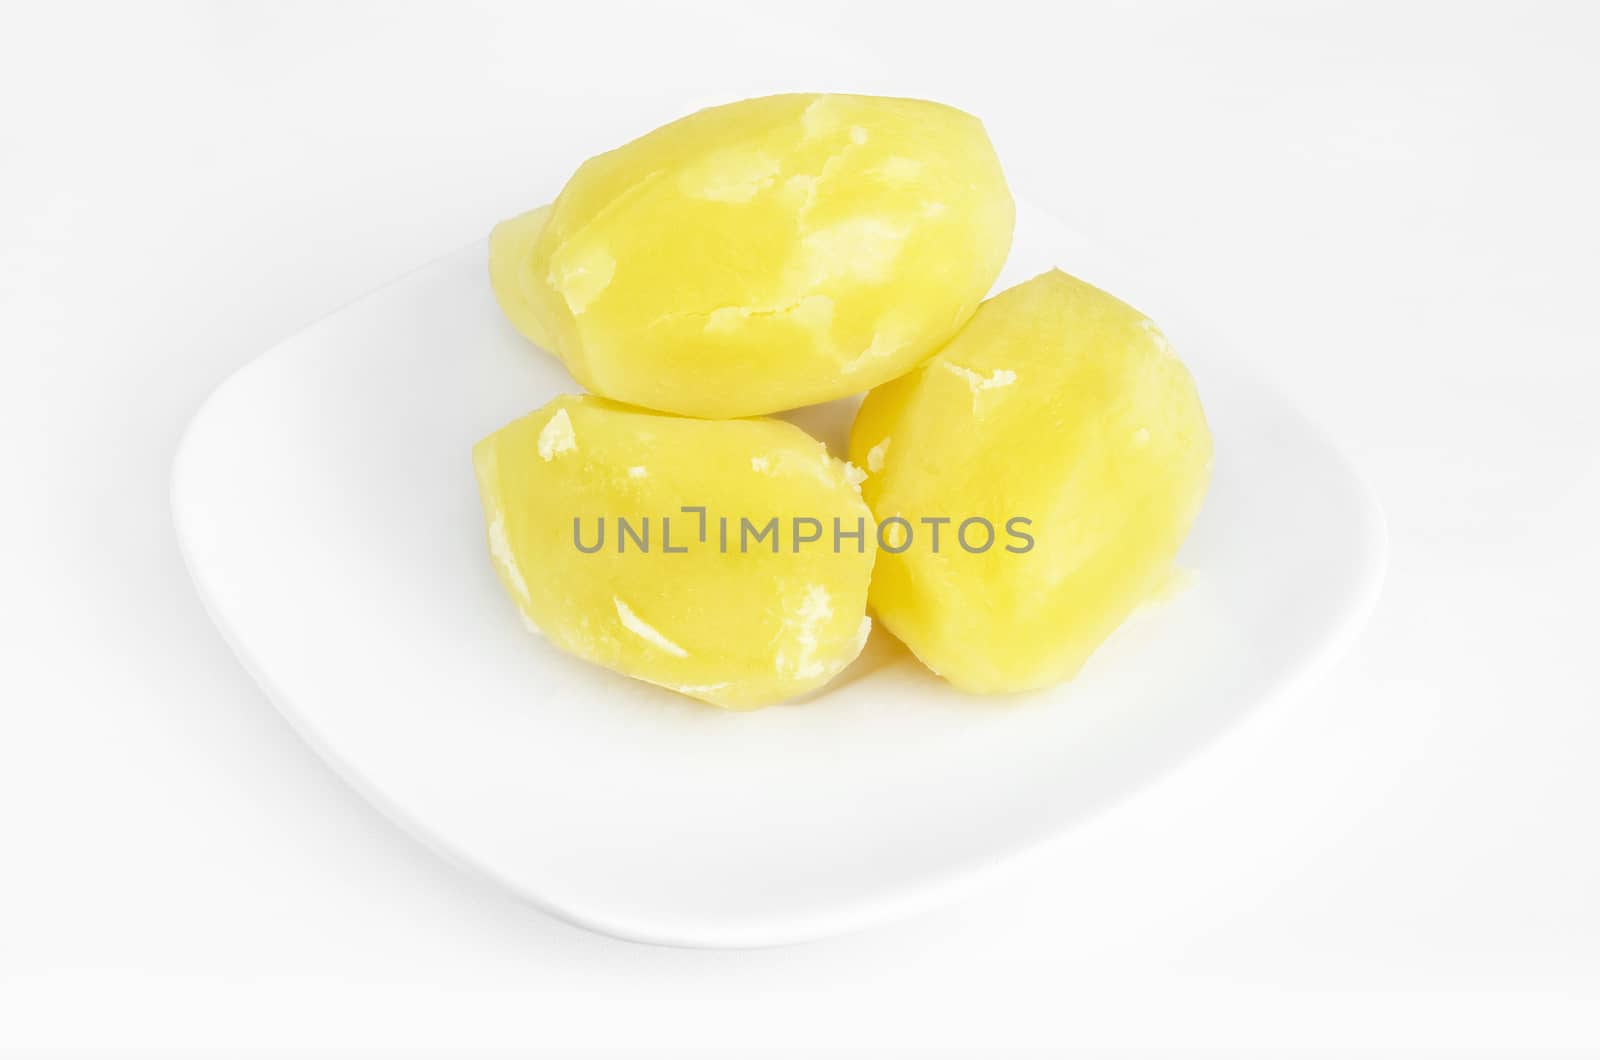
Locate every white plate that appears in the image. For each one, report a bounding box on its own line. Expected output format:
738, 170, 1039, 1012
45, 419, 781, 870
172, 201, 1385, 947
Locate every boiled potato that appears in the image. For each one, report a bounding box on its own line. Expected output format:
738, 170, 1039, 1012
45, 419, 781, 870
489, 93, 1014, 418
473, 395, 876, 708
848, 270, 1212, 694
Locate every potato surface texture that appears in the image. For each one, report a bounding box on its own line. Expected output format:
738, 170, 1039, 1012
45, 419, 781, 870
849, 270, 1212, 694
474, 396, 877, 708
490, 93, 1014, 418
488, 204, 553, 349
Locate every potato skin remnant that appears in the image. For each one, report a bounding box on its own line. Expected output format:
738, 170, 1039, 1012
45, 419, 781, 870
848, 270, 1213, 695
474, 395, 877, 708
488, 93, 1015, 418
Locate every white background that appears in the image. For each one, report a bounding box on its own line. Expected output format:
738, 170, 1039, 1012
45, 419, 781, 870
3, 1, 1597, 1055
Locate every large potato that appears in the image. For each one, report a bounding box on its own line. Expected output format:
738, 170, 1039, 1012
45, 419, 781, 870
848, 270, 1212, 694
474, 395, 877, 708
489, 94, 1014, 418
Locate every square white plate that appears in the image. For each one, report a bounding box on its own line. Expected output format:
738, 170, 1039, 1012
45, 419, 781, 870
172, 200, 1385, 947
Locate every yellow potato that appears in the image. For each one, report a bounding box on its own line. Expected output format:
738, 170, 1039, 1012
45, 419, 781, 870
489, 93, 1014, 418
848, 270, 1212, 694
474, 395, 877, 708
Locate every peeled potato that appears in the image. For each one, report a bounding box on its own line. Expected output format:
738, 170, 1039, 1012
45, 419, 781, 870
473, 395, 877, 708
489, 93, 1014, 418
848, 270, 1212, 694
